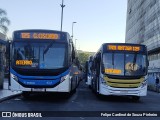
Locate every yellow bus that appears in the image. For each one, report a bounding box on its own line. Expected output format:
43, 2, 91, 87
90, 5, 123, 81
91, 43, 149, 101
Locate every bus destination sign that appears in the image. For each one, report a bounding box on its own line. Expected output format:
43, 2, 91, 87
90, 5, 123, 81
20, 32, 60, 40
107, 45, 141, 52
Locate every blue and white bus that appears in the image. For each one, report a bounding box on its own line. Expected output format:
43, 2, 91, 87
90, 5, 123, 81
9, 29, 80, 97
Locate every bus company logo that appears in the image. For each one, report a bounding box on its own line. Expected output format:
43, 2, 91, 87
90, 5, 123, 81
1, 112, 42, 118
2, 112, 11, 117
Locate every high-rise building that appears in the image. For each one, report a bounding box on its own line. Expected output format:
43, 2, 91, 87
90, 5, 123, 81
0, 32, 6, 40
125, 0, 160, 78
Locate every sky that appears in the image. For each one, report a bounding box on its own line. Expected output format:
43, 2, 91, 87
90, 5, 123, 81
0, 0, 127, 52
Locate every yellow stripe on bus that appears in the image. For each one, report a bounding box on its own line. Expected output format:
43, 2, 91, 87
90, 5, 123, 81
104, 76, 144, 83
105, 82, 141, 88
104, 76, 144, 88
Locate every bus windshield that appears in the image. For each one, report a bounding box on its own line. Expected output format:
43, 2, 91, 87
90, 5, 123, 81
103, 53, 147, 76
12, 41, 67, 69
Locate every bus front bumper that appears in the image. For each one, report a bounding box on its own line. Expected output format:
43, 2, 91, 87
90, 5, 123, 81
99, 84, 147, 96
10, 75, 71, 93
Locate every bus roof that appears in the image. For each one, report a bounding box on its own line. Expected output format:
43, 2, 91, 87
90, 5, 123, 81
13, 29, 68, 34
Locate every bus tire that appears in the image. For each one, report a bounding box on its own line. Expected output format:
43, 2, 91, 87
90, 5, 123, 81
71, 83, 77, 94
132, 96, 140, 101
63, 92, 71, 98
70, 80, 76, 95
22, 91, 30, 99
72, 88, 77, 93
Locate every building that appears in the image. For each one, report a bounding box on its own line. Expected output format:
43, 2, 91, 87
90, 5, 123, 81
125, 0, 160, 79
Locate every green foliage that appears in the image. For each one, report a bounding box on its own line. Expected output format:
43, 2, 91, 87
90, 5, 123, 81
78, 51, 94, 67
0, 8, 10, 34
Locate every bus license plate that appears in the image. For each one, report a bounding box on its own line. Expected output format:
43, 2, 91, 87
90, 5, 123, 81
120, 90, 128, 93
32, 88, 45, 92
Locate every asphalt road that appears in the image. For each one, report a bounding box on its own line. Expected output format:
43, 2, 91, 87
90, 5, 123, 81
0, 80, 160, 120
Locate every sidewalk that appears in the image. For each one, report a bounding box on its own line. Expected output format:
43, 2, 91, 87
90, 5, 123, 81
0, 78, 21, 102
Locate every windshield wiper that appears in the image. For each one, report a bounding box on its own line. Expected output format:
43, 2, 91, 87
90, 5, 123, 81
43, 41, 55, 54
133, 53, 137, 70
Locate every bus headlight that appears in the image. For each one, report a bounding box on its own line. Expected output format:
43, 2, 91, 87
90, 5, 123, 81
141, 80, 147, 88
101, 77, 106, 85
11, 73, 18, 81
61, 74, 69, 83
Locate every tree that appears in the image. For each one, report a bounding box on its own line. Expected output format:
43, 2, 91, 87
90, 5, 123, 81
78, 52, 94, 66
0, 8, 10, 34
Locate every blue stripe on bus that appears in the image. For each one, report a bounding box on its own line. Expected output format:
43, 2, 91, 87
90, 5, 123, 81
10, 68, 70, 86
18, 78, 60, 86
10, 68, 69, 79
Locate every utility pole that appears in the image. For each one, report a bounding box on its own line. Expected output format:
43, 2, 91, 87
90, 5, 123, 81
71, 22, 77, 39
60, 0, 65, 31
75, 39, 77, 49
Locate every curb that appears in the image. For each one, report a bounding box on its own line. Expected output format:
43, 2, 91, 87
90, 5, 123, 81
0, 93, 22, 103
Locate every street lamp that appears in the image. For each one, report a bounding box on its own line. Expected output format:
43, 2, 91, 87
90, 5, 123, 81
60, 0, 65, 31
75, 39, 77, 49
71, 22, 77, 39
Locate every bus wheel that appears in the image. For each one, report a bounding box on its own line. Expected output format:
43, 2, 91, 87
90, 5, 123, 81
72, 88, 77, 94
22, 91, 30, 99
63, 92, 71, 98
71, 85, 77, 94
70, 81, 76, 95
132, 96, 140, 101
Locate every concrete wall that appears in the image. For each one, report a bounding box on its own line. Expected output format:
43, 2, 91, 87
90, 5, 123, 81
125, 0, 160, 92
